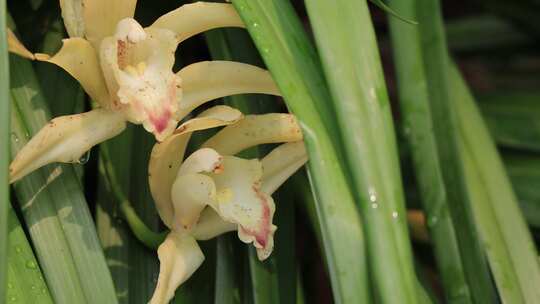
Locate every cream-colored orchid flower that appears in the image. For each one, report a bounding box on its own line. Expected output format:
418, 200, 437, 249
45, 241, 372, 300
8, 1, 281, 183
147, 108, 307, 304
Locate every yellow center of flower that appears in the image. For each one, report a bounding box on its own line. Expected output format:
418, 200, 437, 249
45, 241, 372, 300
100, 18, 182, 141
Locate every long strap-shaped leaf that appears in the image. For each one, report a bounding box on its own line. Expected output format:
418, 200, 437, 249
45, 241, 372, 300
230, 1, 369, 303
0, 0, 9, 299
6, 202, 54, 303
304, 1, 419, 302
414, 0, 497, 302
10, 53, 117, 303
451, 65, 540, 302
387, 0, 475, 302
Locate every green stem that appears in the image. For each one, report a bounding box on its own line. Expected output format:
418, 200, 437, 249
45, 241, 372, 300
100, 145, 167, 250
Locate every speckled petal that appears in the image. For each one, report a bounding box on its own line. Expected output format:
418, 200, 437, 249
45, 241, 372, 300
148, 106, 243, 228
100, 21, 181, 141
151, 2, 244, 43
175, 61, 280, 121
81, 0, 137, 48
211, 156, 277, 260
170, 148, 223, 230
191, 208, 236, 240
203, 113, 302, 155
59, 0, 85, 37
35, 38, 110, 107
150, 232, 204, 304
7, 29, 34, 59
261, 142, 308, 194
9, 109, 126, 183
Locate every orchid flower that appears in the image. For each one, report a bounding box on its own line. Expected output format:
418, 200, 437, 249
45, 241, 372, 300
146, 105, 307, 303
7, 1, 281, 183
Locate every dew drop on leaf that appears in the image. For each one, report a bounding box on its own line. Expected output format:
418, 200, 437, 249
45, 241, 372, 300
11, 132, 19, 143
26, 260, 37, 269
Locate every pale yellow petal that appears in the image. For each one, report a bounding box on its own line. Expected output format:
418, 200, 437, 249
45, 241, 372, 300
175, 61, 280, 121
148, 106, 243, 228
59, 0, 85, 37
100, 23, 181, 141
203, 114, 302, 155
35, 38, 110, 107
261, 142, 308, 194
171, 174, 216, 230
150, 232, 204, 304
192, 208, 236, 240
151, 2, 244, 43
211, 156, 276, 260
82, 0, 137, 48
7, 29, 34, 60
9, 109, 126, 183
170, 148, 223, 229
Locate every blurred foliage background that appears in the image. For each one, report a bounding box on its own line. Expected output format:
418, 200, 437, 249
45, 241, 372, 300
4, 0, 540, 303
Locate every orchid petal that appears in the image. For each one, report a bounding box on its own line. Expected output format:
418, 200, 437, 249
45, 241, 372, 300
191, 142, 308, 240
203, 113, 302, 155
9, 109, 126, 183
35, 38, 110, 108
150, 232, 204, 304
191, 208, 236, 240
59, 0, 85, 38
82, 0, 137, 48
151, 2, 244, 43
175, 61, 280, 121
148, 106, 243, 228
170, 148, 223, 229
100, 24, 181, 141
7, 29, 34, 59
261, 142, 308, 194
211, 156, 277, 260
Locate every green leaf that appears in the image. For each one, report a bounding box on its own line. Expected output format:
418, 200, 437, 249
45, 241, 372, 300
387, 0, 476, 301
477, 91, 540, 152
230, 1, 369, 303
503, 151, 540, 228
414, 0, 498, 301
369, 0, 418, 24
6, 202, 53, 303
451, 65, 540, 302
305, 0, 421, 302
9, 53, 117, 303
0, 0, 9, 299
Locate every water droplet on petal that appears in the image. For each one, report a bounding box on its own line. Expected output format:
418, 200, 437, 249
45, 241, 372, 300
7, 282, 13, 289
371, 202, 379, 209
31, 285, 36, 290
392, 211, 399, 219
10, 296, 17, 302
15, 246, 22, 253
78, 151, 91, 164
252, 22, 259, 27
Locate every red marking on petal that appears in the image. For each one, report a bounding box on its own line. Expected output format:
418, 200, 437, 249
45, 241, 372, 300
149, 108, 172, 134
240, 185, 273, 249
117, 40, 127, 69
